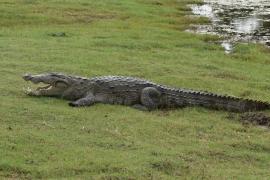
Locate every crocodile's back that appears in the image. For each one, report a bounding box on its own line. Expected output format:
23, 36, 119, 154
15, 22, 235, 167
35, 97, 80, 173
90, 76, 157, 90
89, 76, 158, 105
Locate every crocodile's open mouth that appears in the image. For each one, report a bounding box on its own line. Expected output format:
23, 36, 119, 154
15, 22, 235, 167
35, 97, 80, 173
23, 74, 53, 92
22, 73, 68, 96
25, 83, 52, 92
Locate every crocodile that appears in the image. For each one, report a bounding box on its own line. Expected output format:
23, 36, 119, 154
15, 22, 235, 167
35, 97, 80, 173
22, 72, 270, 112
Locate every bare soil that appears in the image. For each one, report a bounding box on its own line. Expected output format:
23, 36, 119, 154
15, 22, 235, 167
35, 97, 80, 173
239, 112, 270, 127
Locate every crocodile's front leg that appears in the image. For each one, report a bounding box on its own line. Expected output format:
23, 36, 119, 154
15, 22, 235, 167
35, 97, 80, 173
69, 94, 96, 107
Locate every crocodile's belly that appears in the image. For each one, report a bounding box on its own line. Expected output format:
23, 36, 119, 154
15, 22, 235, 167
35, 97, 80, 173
95, 91, 140, 105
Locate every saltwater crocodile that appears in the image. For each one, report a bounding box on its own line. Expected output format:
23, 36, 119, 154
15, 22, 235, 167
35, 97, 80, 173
22, 72, 270, 112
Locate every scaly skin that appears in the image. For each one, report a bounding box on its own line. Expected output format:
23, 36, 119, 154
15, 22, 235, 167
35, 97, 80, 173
22, 72, 270, 112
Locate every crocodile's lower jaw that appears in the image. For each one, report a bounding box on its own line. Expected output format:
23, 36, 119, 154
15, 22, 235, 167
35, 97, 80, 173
23, 82, 53, 95
28, 82, 51, 90
23, 87, 39, 96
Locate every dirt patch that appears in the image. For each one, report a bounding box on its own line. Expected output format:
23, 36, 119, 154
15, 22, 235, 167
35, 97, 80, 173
213, 71, 247, 81
150, 160, 179, 175
151, 1, 163, 6
0, 164, 31, 179
226, 112, 270, 128
48, 32, 67, 37
239, 112, 270, 127
64, 11, 115, 23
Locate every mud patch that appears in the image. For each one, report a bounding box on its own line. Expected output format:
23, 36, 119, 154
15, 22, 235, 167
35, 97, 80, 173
239, 112, 270, 127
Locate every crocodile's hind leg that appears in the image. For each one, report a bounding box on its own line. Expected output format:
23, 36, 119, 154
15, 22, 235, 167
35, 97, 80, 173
69, 94, 96, 107
133, 87, 161, 111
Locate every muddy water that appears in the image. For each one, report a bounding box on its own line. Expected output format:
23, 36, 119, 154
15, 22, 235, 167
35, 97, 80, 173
189, 0, 270, 53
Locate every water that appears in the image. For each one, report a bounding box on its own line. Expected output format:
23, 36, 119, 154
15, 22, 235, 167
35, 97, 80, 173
189, 0, 270, 53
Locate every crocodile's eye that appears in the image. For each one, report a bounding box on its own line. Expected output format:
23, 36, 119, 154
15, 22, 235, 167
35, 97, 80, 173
54, 81, 68, 88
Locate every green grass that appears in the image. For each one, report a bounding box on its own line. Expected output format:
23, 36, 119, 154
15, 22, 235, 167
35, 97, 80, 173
1, 0, 270, 179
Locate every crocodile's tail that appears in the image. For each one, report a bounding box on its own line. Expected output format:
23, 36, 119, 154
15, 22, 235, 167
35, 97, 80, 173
196, 94, 270, 112
166, 89, 270, 112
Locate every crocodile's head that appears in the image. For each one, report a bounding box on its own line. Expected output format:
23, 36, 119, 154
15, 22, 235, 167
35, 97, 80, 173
22, 72, 81, 98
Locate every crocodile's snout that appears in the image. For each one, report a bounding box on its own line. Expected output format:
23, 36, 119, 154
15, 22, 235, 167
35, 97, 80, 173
22, 74, 33, 81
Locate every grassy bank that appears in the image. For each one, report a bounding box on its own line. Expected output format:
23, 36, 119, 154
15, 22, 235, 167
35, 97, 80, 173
1, 0, 270, 179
